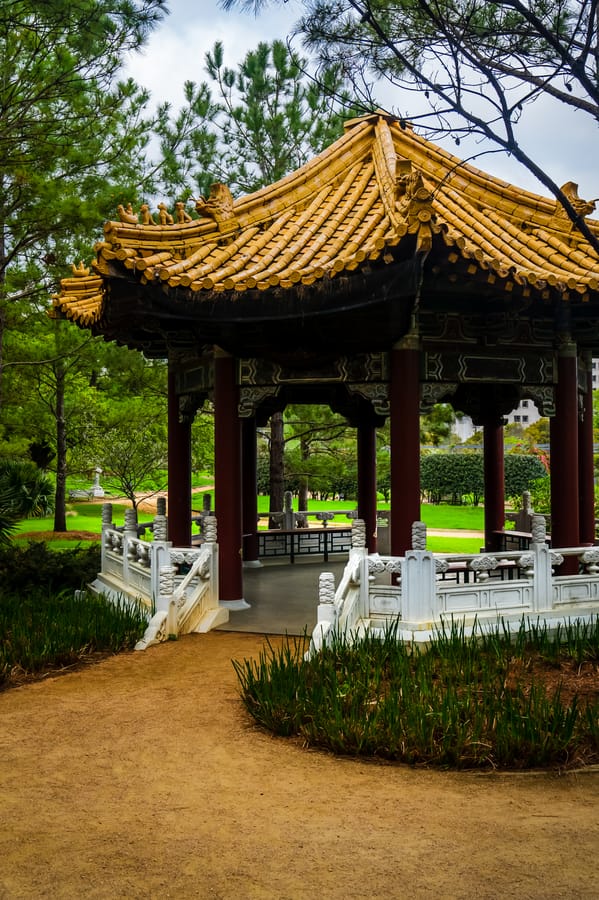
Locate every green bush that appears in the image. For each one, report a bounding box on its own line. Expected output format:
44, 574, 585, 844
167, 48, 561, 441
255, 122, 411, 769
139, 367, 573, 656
504, 454, 548, 499
0, 542, 100, 593
420, 452, 484, 504
420, 451, 548, 505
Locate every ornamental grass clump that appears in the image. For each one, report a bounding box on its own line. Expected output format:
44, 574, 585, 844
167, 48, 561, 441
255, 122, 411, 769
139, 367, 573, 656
0, 588, 148, 686
233, 619, 599, 770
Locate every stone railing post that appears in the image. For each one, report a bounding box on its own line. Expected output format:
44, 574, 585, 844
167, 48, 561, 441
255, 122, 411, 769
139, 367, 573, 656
100, 503, 113, 572
317, 571, 337, 626
122, 508, 138, 584
124, 507, 138, 537
150, 505, 172, 604
203, 515, 219, 607
531, 515, 552, 611
352, 518, 366, 549
283, 491, 295, 530
153, 511, 168, 543
203, 515, 217, 544
158, 564, 178, 637
403, 522, 437, 621
531, 514, 547, 545
411, 520, 427, 551
101, 503, 113, 530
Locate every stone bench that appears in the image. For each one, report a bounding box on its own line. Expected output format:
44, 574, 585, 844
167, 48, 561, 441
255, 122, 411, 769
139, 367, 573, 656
68, 489, 95, 500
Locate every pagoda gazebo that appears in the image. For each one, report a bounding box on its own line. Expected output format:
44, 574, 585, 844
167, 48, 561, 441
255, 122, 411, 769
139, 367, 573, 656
54, 112, 599, 608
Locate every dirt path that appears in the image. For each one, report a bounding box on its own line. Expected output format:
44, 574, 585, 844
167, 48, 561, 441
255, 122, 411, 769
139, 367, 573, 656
1, 632, 598, 899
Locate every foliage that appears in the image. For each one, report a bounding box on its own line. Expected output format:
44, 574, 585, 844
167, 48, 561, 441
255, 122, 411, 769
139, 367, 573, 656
421, 451, 548, 504
154, 39, 358, 198
233, 620, 599, 770
504, 453, 549, 499
226, 0, 599, 252
0, 460, 54, 545
420, 403, 455, 445
0, 588, 147, 685
87, 401, 168, 509
0, 542, 100, 593
0, 0, 167, 314
0, 1, 167, 530
421, 451, 484, 504
527, 476, 552, 516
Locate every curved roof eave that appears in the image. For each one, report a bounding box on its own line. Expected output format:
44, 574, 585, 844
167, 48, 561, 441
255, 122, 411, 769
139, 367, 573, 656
52, 113, 599, 332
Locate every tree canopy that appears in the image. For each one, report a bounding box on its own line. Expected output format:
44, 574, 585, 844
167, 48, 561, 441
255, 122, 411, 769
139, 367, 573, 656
222, 0, 599, 252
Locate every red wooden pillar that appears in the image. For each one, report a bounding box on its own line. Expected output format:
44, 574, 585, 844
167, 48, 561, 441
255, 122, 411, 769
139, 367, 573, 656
357, 419, 378, 553
390, 336, 421, 555
578, 353, 595, 545
214, 348, 245, 604
483, 418, 505, 552
550, 338, 579, 571
242, 416, 261, 566
167, 368, 191, 546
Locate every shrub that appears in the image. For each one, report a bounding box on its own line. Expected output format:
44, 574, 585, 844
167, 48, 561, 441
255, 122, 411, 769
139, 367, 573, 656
420, 452, 548, 505
0, 542, 100, 594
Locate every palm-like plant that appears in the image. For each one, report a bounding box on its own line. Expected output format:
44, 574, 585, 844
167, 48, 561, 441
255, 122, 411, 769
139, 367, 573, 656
0, 460, 54, 545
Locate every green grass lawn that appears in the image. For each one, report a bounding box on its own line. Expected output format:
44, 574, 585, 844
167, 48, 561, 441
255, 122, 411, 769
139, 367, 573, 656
256, 496, 485, 530
13, 497, 486, 554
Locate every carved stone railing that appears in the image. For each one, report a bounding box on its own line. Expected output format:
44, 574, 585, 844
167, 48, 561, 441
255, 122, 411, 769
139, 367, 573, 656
309, 515, 599, 652
94, 504, 226, 648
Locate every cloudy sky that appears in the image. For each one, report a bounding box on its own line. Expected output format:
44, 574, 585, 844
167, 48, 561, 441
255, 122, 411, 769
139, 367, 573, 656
124, 0, 597, 201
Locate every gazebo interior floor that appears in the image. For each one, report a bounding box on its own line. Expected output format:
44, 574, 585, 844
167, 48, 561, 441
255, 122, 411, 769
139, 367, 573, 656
216, 558, 346, 636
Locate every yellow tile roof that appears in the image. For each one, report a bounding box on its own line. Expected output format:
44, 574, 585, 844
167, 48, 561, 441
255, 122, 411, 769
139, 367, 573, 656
53, 112, 599, 327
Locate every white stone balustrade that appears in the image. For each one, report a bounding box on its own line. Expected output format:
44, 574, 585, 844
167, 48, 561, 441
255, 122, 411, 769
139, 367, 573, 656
92, 503, 226, 649
308, 518, 599, 653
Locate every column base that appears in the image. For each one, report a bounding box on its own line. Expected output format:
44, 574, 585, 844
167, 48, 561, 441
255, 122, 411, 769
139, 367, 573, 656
219, 598, 251, 611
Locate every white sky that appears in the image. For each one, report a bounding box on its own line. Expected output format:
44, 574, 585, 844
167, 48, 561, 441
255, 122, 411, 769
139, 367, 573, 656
123, 0, 598, 201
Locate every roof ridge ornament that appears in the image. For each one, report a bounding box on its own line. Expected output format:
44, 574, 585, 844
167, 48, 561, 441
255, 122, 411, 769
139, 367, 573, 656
116, 200, 195, 227
396, 161, 435, 252
195, 183, 238, 234
71, 260, 90, 277
552, 182, 598, 230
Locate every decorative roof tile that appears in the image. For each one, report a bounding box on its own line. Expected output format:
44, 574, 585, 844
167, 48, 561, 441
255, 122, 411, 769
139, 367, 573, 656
53, 113, 599, 328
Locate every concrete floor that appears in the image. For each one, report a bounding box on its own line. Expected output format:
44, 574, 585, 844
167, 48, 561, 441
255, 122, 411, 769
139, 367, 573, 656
216, 557, 346, 636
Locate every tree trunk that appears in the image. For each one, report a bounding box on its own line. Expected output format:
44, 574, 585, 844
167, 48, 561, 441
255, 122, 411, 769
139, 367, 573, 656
298, 435, 309, 513
53, 363, 68, 532
269, 411, 284, 528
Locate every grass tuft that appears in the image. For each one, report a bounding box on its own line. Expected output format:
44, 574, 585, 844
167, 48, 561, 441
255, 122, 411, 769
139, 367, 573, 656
233, 619, 599, 770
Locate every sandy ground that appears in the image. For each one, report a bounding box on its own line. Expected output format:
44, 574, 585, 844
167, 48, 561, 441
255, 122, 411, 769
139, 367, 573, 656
1, 632, 598, 900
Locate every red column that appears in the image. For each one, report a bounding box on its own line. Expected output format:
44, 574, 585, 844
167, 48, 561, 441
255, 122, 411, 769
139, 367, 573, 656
550, 339, 579, 571
483, 419, 505, 552
390, 337, 421, 555
167, 368, 191, 546
242, 416, 261, 565
357, 419, 378, 553
578, 354, 595, 545
214, 348, 244, 603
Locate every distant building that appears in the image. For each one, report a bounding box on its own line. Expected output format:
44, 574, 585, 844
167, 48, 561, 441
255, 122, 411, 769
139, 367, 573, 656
453, 365, 597, 441
453, 398, 542, 441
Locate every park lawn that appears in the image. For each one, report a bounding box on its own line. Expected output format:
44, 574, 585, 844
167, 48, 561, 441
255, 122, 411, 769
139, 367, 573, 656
256, 496, 486, 531
419, 503, 485, 531
427, 536, 483, 554
12, 502, 131, 542
13, 498, 486, 554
